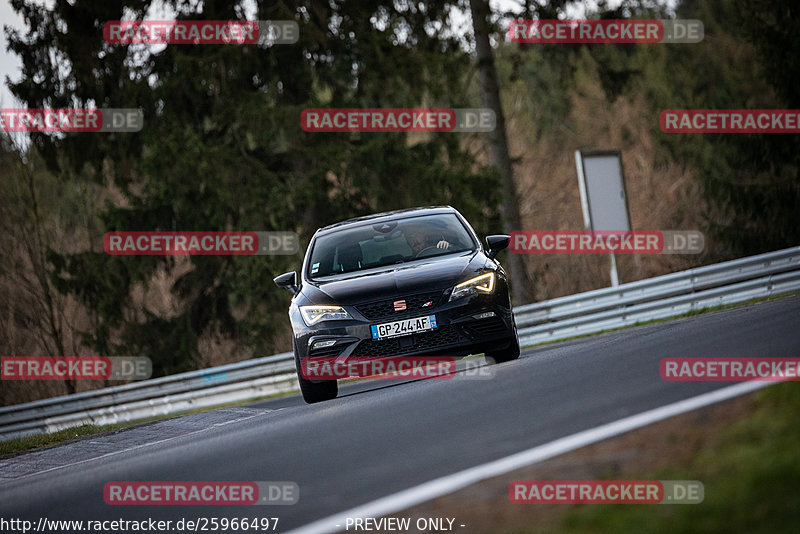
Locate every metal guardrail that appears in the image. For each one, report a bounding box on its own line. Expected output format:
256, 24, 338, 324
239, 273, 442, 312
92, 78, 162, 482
0, 354, 297, 440
1, 246, 799, 442
515, 246, 800, 345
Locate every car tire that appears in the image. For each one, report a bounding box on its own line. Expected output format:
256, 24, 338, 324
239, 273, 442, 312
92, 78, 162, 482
486, 311, 521, 364
485, 335, 520, 363
295, 352, 338, 403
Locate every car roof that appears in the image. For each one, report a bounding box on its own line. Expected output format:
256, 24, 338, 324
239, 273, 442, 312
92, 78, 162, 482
315, 206, 458, 235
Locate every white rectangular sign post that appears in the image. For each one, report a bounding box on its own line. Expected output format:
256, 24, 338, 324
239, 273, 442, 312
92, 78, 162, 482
575, 150, 631, 286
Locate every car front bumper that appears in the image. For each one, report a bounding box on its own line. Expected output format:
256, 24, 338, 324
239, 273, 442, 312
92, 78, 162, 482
293, 291, 516, 382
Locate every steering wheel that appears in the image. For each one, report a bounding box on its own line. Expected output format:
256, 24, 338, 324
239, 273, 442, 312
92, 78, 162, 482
415, 246, 441, 258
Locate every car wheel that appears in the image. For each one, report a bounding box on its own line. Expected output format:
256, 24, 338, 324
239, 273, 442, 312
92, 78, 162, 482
485, 335, 520, 364
486, 311, 521, 364
484, 308, 520, 363
295, 352, 338, 403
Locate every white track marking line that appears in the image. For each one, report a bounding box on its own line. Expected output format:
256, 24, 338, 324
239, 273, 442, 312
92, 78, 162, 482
287, 381, 774, 534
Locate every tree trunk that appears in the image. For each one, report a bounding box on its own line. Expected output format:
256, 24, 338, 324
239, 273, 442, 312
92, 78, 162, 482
468, 0, 533, 305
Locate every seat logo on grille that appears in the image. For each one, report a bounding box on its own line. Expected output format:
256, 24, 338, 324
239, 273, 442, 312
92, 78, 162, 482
394, 300, 406, 311
422, 300, 433, 307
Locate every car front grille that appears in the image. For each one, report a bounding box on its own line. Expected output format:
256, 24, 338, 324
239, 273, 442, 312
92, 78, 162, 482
355, 291, 445, 321
350, 325, 465, 357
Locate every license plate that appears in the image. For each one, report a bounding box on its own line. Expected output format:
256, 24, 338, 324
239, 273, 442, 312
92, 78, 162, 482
371, 315, 437, 340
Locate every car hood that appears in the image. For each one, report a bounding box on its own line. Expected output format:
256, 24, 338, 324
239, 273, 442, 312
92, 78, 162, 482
302, 250, 488, 304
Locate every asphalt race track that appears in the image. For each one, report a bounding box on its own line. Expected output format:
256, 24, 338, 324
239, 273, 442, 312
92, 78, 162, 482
2, 296, 799, 532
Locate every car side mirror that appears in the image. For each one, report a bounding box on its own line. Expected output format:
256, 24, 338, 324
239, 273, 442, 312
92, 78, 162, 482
485, 235, 510, 259
273, 271, 300, 295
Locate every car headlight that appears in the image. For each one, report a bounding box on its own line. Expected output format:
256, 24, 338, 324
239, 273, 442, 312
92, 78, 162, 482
449, 272, 495, 301
300, 305, 352, 326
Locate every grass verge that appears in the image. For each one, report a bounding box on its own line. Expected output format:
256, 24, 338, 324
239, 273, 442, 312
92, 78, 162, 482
534, 382, 800, 534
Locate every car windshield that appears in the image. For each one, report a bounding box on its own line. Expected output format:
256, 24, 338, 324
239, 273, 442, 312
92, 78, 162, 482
307, 213, 476, 279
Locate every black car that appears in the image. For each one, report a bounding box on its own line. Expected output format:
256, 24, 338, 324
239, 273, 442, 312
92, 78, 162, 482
274, 206, 520, 403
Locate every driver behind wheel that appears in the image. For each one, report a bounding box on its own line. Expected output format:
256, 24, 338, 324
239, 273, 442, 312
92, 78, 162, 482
406, 226, 450, 256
